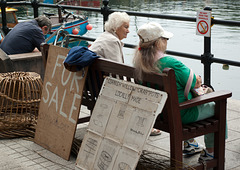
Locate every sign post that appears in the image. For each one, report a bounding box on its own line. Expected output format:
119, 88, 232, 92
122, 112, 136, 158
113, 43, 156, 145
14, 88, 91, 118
196, 10, 212, 37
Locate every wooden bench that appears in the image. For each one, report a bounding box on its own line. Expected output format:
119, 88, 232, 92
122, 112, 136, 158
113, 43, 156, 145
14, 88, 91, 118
42, 44, 232, 169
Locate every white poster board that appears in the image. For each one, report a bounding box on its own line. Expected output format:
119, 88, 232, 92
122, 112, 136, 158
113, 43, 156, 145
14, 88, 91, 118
76, 77, 168, 170
196, 10, 212, 37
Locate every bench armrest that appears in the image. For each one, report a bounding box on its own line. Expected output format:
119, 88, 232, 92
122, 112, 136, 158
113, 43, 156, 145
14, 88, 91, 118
179, 90, 232, 110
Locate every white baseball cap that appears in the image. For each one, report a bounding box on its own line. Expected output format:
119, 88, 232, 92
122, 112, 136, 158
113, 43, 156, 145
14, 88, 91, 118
137, 22, 173, 43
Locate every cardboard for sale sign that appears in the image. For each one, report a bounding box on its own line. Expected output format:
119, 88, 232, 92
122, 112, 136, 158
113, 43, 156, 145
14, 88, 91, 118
35, 45, 87, 160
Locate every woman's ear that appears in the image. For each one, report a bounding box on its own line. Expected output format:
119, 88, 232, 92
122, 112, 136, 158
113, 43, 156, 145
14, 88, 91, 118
155, 40, 161, 48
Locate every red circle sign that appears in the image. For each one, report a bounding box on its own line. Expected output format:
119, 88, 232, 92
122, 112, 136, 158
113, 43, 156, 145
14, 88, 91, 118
197, 20, 209, 35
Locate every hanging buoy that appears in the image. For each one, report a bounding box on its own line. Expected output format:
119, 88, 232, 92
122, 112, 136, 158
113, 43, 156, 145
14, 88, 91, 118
72, 28, 79, 35
86, 24, 93, 30
222, 64, 229, 70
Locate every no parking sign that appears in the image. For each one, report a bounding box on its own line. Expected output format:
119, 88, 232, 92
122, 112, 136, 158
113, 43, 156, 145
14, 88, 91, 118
196, 10, 212, 37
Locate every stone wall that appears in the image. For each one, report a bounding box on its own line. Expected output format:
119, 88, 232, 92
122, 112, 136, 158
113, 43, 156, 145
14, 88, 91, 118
8, 52, 45, 80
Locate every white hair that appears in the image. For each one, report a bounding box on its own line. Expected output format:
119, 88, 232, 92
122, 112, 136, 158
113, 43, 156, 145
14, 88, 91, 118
104, 12, 130, 32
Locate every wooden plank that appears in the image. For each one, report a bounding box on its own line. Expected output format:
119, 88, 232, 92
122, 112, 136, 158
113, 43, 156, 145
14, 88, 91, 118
34, 45, 87, 160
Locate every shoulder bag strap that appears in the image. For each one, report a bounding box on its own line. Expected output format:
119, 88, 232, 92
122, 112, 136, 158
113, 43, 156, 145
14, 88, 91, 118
184, 69, 193, 100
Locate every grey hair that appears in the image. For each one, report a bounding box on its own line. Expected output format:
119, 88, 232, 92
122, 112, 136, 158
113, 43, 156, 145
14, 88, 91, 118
35, 15, 52, 32
104, 12, 130, 32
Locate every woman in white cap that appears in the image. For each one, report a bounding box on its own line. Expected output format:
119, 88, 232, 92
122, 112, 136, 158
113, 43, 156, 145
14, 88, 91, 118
133, 22, 224, 162
89, 12, 130, 63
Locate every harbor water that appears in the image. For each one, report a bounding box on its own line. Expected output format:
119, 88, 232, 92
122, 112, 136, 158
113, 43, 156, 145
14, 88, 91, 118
16, 0, 240, 100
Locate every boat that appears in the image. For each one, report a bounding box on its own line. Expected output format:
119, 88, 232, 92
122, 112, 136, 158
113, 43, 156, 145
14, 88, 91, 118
43, 0, 92, 45
63, 0, 101, 7
0, 6, 91, 46
0, 8, 18, 29
43, 0, 101, 7
44, 11, 91, 44
43, 2, 92, 45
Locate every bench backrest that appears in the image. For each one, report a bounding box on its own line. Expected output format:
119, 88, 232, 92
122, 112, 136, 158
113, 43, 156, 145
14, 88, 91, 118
40, 44, 183, 133
82, 57, 182, 132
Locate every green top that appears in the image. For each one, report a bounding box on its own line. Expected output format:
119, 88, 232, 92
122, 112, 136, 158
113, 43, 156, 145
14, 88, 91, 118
156, 56, 199, 124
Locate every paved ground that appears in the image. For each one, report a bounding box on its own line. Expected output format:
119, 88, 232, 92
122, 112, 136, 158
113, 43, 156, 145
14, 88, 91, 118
0, 98, 240, 170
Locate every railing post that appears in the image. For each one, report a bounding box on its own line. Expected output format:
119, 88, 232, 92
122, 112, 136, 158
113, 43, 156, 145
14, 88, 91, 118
0, 0, 10, 35
31, 0, 39, 18
201, 7, 213, 86
101, 0, 110, 31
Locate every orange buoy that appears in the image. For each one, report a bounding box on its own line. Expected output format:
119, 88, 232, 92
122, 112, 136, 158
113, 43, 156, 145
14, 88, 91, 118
72, 28, 79, 35
86, 24, 93, 30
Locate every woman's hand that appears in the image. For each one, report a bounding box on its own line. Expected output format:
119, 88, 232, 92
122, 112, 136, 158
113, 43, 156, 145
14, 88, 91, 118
195, 75, 202, 88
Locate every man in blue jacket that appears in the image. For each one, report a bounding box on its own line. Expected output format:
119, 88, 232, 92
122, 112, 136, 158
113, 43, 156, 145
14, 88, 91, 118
0, 16, 51, 55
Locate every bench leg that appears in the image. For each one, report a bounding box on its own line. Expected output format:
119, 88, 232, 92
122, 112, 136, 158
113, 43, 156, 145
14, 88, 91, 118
170, 135, 183, 168
214, 100, 227, 170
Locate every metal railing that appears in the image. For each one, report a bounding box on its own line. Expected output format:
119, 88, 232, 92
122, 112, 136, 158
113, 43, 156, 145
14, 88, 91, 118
1, 0, 240, 85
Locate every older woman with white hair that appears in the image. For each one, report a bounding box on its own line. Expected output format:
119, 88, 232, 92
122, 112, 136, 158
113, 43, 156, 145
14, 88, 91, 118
89, 11, 130, 63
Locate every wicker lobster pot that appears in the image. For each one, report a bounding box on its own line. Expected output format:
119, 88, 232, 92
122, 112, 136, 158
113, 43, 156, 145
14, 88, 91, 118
0, 72, 43, 138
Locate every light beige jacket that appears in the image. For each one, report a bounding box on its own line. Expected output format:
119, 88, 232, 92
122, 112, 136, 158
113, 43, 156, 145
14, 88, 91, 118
89, 31, 124, 63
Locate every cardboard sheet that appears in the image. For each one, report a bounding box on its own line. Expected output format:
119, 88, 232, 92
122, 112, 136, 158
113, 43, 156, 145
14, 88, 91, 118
34, 45, 87, 160
76, 77, 167, 169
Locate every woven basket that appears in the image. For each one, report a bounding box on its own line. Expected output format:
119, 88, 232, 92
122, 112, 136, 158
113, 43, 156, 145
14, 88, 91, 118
0, 72, 43, 139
